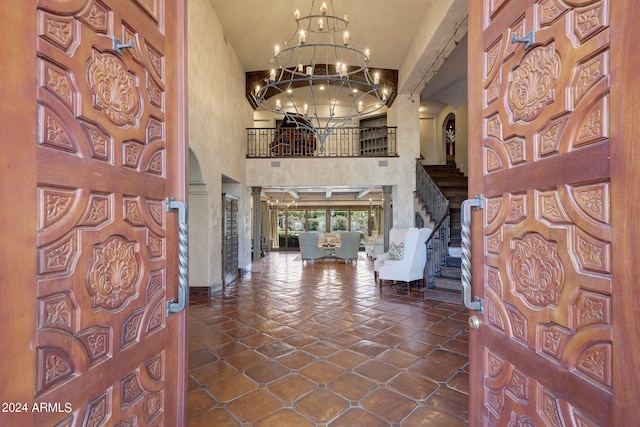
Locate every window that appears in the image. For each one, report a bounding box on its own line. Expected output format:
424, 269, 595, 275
349, 209, 369, 243
273, 206, 381, 250
330, 210, 348, 232
307, 209, 326, 232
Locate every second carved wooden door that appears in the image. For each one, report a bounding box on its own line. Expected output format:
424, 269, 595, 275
1, 0, 188, 425
468, 0, 639, 425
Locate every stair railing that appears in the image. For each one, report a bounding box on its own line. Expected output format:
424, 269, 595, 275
415, 161, 450, 289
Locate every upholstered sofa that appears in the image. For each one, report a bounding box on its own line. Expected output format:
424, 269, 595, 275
318, 232, 341, 247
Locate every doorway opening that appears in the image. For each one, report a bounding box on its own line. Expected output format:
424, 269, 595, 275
443, 113, 456, 165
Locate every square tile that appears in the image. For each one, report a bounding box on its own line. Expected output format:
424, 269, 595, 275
299, 360, 344, 384
294, 389, 349, 423
361, 389, 416, 423
388, 372, 438, 400
277, 350, 317, 370
327, 373, 377, 401
245, 360, 290, 383
206, 373, 257, 401
329, 408, 389, 427
425, 386, 469, 420
303, 340, 341, 357
187, 253, 468, 424
267, 374, 316, 402
326, 350, 369, 369
256, 341, 296, 358
349, 340, 388, 357
253, 409, 316, 427
378, 348, 419, 368
354, 360, 400, 383
225, 389, 281, 423
187, 408, 239, 427
191, 361, 236, 385
400, 407, 467, 427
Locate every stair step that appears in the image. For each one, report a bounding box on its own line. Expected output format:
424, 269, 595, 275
440, 266, 461, 280
433, 277, 462, 291
424, 287, 463, 305
424, 164, 463, 172
431, 177, 468, 185
446, 256, 462, 267
444, 192, 468, 201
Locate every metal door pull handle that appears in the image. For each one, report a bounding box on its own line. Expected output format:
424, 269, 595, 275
511, 30, 535, 50
113, 36, 135, 55
461, 195, 484, 314
166, 198, 189, 316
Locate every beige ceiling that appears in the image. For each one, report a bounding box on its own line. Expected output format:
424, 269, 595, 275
208, 0, 468, 111
208, 0, 433, 72
261, 185, 383, 207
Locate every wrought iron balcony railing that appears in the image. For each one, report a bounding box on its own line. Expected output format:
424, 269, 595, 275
246, 126, 397, 158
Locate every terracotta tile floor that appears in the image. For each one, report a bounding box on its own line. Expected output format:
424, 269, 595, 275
188, 252, 469, 426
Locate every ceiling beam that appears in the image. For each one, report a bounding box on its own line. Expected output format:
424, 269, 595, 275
246, 67, 399, 110
356, 188, 373, 199
285, 188, 300, 200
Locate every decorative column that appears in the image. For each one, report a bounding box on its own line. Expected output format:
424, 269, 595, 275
251, 186, 262, 262
382, 185, 393, 251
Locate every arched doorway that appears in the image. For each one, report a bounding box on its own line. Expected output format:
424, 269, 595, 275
188, 148, 212, 295
443, 113, 456, 165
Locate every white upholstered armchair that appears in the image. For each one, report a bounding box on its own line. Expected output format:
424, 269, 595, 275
374, 227, 430, 293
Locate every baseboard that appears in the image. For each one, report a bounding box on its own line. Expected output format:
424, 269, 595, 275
189, 286, 211, 298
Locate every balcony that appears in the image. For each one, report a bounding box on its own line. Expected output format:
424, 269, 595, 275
246, 127, 397, 158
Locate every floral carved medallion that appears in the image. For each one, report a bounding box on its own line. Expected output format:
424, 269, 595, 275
87, 50, 141, 127
87, 236, 140, 311
510, 233, 564, 307
508, 44, 560, 122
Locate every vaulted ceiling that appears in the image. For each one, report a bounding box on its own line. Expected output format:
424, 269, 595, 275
208, 0, 469, 202
208, 0, 468, 112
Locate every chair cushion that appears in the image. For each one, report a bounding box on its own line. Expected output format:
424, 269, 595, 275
388, 242, 404, 260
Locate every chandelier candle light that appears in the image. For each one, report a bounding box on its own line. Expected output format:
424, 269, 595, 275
251, 0, 392, 151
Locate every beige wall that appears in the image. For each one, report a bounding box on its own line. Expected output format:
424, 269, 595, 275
419, 102, 468, 176
420, 116, 438, 163
246, 97, 422, 229
188, 0, 254, 289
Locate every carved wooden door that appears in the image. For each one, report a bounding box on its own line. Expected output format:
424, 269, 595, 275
222, 194, 239, 286
1, 1, 187, 426
468, 0, 639, 425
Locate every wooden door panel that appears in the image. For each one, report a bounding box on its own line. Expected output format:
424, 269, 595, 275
470, 0, 612, 425
32, 0, 179, 425
223, 195, 239, 285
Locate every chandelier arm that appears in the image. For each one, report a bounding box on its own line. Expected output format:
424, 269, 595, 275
276, 44, 368, 74
256, 0, 395, 147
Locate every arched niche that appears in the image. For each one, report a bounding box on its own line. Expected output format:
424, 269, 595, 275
443, 113, 455, 165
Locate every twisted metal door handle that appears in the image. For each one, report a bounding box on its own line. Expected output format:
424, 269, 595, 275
167, 198, 189, 316
461, 195, 484, 314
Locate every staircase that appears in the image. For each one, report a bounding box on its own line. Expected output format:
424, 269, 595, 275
423, 165, 468, 248
421, 164, 468, 299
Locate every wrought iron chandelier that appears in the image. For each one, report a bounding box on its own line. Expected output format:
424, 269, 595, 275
251, 0, 393, 150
